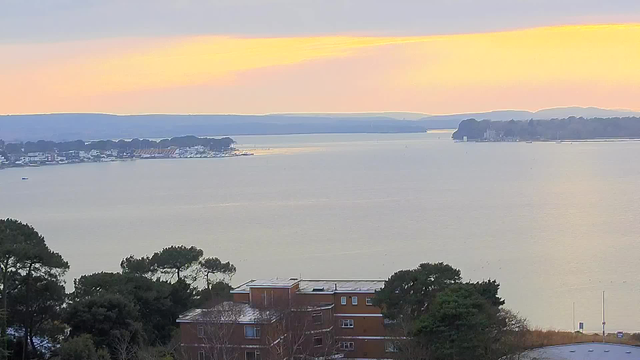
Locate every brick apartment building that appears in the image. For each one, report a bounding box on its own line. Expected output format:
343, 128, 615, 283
178, 278, 398, 360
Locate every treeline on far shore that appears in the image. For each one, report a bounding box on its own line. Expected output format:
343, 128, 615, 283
0, 136, 235, 155
452, 116, 640, 141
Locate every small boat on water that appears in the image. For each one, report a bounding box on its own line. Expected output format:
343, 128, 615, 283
526, 141, 533, 144
21, 177, 28, 180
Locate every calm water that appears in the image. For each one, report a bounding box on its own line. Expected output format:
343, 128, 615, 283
2, 132, 640, 332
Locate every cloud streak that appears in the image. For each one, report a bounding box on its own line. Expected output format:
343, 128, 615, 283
1, 24, 639, 114
3, 0, 640, 42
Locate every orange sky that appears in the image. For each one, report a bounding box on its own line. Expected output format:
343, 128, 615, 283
1, 24, 640, 114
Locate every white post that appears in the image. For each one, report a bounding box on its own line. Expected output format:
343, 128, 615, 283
602, 291, 606, 343
572, 302, 575, 333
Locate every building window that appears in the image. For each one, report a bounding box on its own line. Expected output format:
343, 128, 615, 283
313, 336, 323, 347
385, 341, 399, 353
340, 296, 347, 305
340, 319, 354, 328
197, 324, 205, 337
246, 350, 261, 360
312, 312, 323, 325
244, 325, 261, 339
352, 296, 358, 305
339, 342, 355, 351
198, 350, 205, 360
366, 297, 373, 306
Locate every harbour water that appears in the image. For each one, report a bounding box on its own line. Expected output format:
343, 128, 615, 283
2, 131, 640, 332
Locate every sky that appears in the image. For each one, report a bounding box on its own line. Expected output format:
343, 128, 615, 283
1, 0, 640, 115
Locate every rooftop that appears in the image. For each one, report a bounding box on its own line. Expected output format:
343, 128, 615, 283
521, 343, 639, 360
177, 302, 279, 324
231, 278, 385, 293
230, 278, 300, 293
297, 280, 385, 293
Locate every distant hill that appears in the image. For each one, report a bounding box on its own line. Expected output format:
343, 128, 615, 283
533, 107, 639, 119
1, 107, 638, 142
422, 110, 535, 122
0, 114, 435, 142
275, 112, 430, 120
420, 107, 640, 122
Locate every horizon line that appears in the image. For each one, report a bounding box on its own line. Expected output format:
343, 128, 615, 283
2, 106, 639, 118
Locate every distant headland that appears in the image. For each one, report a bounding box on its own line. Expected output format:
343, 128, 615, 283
452, 116, 640, 142
0, 136, 250, 169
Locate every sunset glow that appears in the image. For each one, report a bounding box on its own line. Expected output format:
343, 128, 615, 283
2, 24, 640, 114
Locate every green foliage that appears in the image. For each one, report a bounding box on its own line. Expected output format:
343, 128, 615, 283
56, 335, 98, 360
65, 293, 143, 350
3, 219, 236, 360
375, 263, 520, 360
194, 281, 233, 308
414, 284, 502, 360
0, 218, 69, 359
8, 274, 67, 353
168, 279, 197, 314
120, 256, 152, 276
374, 262, 461, 320
71, 272, 129, 300
71, 260, 229, 346
149, 245, 203, 281
452, 116, 640, 141
199, 257, 236, 288
96, 348, 110, 360
71, 272, 182, 345
470, 279, 505, 308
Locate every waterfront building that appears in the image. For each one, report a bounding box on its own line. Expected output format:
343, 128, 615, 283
178, 278, 395, 360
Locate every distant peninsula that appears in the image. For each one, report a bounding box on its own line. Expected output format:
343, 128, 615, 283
452, 117, 640, 142
3, 107, 638, 142
0, 135, 248, 169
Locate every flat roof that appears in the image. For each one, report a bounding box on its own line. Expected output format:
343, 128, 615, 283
298, 280, 385, 293
231, 278, 385, 294
231, 278, 301, 293
521, 343, 639, 360
177, 302, 279, 324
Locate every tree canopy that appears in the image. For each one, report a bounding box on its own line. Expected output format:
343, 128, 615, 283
119, 256, 152, 277
0, 219, 69, 360
1, 218, 236, 360
70, 272, 186, 346
373, 262, 461, 320
413, 284, 503, 360
148, 245, 203, 281
53, 335, 109, 360
375, 262, 523, 360
65, 294, 142, 351
452, 116, 640, 141
199, 257, 236, 289
3, 136, 235, 155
